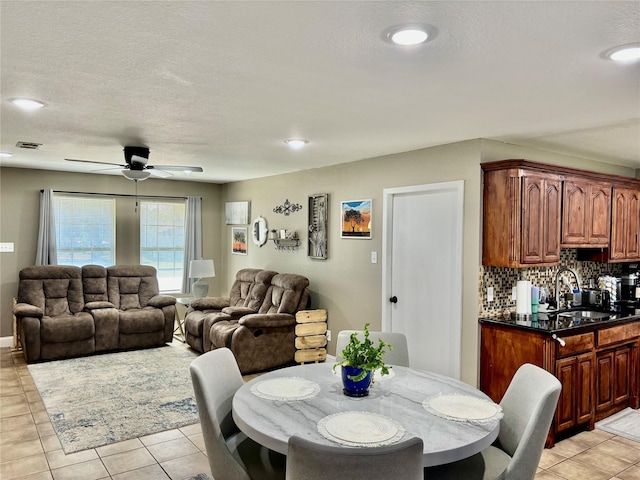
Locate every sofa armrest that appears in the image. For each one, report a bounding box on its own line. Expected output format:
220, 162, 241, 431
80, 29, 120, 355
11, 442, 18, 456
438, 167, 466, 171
147, 295, 177, 308
222, 306, 256, 317
191, 296, 230, 310
239, 313, 297, 328
84, 301, 115, 310
13, 303, 43, 319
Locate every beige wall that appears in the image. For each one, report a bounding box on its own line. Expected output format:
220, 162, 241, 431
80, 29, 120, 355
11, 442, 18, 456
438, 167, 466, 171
0, 167, 222, 339
2, 140, 636, 386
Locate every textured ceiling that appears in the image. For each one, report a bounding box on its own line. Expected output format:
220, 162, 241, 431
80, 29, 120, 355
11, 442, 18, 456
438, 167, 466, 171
1, 1, 639, 183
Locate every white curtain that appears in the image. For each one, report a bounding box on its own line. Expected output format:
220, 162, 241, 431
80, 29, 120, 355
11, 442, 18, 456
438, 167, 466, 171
35, 189, 58, 265
182, 196, 203, 294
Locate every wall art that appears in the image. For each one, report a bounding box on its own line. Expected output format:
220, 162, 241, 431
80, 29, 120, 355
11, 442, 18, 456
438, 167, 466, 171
273, 199, 302, 216
232, 227, 248, 255
308, 193, 328, 259
226, 201, 250, 225
340, 199, 372, 239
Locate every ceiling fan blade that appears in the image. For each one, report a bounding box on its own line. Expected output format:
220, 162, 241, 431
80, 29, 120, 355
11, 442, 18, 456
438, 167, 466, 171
149, 169, 173, 178
151, 165, 203, 173
65, 158, 126, 167
91, 167, 125, 172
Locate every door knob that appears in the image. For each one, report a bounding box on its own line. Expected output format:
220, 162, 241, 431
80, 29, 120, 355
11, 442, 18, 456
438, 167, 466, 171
389, 296, 398, 303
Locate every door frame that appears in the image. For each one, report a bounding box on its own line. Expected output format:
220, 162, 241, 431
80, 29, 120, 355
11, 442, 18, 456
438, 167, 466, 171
381, 181, 465, 375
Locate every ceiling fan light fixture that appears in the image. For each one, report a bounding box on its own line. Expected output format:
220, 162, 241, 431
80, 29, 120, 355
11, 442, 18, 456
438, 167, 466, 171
605, 43, 640, 62
122, 169, 151, 181
9, 97, 46, 111
0, 152, 13, 158
285, 139, 309, 150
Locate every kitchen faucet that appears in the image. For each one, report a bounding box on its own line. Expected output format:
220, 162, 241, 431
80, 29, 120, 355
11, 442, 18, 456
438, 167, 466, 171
554, 266, 581, 309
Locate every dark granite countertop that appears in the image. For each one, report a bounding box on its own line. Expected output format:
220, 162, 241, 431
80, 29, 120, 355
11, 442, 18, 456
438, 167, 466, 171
479, 304, 640, 335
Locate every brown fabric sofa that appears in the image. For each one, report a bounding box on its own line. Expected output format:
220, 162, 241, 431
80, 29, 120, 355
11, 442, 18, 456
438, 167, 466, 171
14, 264, 176, 363
186, 270, 310, 373
184, 268, 277, 353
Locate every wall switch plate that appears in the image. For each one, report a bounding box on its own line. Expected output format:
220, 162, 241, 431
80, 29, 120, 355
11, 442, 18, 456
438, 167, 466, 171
326, 330, 331, 342
512, 287, 517, 301
487, 287, 494, 302
371, 251, 377, 264
0, 242, 14, 253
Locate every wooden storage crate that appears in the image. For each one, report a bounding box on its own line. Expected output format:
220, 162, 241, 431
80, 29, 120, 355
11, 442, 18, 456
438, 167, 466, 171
294, 309, 327, 364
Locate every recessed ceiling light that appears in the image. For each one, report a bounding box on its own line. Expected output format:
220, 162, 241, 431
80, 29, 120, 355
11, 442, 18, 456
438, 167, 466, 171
9, 98, 46, 111
383, 24, 434, 46
605, 43, 640, 62
0, 152, 13, 158
284, 139, 309, 150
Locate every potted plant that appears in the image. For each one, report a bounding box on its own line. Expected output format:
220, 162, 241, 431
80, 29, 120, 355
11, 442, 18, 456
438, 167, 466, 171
334, 323, 393, 397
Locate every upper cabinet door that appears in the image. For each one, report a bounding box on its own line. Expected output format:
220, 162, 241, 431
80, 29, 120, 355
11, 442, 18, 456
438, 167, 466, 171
561, 179, 611, 247
521, 175, 561, 264
610, 187, 640, 261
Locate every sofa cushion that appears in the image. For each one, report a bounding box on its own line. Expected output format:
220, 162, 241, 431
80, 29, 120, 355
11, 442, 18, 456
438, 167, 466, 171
119, 308, 164, 334
41, 312, 95, 343
18, 265, 84, 314
82, 265, 109, 303
260, 273, 310, 314
210, 320, 240, 348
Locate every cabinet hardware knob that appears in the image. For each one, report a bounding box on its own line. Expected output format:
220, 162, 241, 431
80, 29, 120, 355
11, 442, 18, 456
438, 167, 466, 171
552, 334, 566, 347
389, 296, 398, 304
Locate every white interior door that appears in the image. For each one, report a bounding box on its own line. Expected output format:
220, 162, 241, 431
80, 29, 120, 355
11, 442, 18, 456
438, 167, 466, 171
382, 181, 464, 378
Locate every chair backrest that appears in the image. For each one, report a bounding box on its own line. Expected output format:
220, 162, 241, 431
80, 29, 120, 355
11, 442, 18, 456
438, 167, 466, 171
228, 268, 278, 309
18, 265, 84, 316
335, 330, 410, 367
81, 264, 108, 303
285, 435, 424, 480
259, 273, 310, 315
189, 348, 251, 480
499, 363, 562, 480
106, 265, 159, 309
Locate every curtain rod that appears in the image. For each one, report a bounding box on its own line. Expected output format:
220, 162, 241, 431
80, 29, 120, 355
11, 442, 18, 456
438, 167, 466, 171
42, 189, 199, 200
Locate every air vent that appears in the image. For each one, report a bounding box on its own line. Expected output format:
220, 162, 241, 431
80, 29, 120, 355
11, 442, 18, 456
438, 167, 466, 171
16, 141, 42, 150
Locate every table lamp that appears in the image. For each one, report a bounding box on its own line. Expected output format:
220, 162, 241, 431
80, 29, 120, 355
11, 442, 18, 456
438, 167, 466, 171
189, 259, 215, 298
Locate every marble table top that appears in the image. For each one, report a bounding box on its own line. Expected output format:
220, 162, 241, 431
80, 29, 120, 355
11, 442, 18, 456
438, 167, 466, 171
232, 363, 500, 467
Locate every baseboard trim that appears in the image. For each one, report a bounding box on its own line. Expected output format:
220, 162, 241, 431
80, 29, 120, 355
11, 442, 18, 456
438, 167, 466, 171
0, 336, 14, 348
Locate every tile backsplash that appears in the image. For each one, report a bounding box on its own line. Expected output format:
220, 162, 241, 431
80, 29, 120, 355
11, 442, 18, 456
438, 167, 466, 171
479, 249, 623, 317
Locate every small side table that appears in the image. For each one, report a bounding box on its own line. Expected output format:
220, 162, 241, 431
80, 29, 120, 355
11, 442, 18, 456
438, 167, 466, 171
173, 296, 192, 342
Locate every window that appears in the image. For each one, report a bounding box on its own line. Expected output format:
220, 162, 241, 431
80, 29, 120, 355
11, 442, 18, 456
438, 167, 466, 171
140, 201, 186, 292
54, 194, 116, 266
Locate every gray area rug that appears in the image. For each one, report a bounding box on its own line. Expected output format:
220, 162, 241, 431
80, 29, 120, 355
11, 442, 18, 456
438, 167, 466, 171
595, 408, 640, 443
28, 344, 200, 453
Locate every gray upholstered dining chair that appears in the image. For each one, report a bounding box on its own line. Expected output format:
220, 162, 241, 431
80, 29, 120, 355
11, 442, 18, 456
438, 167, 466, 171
189, 348, 285, 480
424, 363, 561, 480
335, 330, 410, 367
285, 435, 424, 480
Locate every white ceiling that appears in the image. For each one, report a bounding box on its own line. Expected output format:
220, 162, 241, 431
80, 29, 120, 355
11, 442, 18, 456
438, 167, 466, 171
1, 1, 639, 184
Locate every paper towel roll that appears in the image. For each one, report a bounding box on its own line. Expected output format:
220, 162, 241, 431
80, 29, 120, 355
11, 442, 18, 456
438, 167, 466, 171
516, 280, 531, 314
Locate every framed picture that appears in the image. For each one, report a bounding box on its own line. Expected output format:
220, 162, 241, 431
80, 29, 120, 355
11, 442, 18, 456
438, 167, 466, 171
225, 201, 250, 225
308, 193, 328, 259
232, 227, 248, 255
341, 199, 372, 239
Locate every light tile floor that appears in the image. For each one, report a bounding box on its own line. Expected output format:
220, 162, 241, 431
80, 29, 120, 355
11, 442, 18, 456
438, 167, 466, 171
2, 346, 639, 480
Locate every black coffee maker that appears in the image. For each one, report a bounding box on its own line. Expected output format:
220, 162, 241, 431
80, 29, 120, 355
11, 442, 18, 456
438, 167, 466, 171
620, 263, 640, 305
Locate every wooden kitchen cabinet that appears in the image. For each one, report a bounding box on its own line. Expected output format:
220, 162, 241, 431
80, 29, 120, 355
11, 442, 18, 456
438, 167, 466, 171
480, 319, 640, 447
610, 187, 640, 261
561, 179, 611, 247
482, 165, 561, 267
555, 353, 594, 433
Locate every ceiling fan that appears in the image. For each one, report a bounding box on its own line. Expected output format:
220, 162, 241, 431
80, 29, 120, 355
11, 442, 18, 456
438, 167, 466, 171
65, 146, 203, 181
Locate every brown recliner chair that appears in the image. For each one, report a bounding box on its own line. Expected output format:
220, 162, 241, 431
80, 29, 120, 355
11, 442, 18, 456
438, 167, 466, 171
106, 265, 176, 349
207, 273, 310, 374
184, 268, 277, 353
14, 265, 96, 362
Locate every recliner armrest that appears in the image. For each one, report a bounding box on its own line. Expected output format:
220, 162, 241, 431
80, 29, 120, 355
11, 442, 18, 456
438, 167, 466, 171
13, 303, 43, 319
239, 313, 297, 328
191, 296, 230, 310
84, 301, 115, 310
222, 306, 256, 317
147, 295, 177, 308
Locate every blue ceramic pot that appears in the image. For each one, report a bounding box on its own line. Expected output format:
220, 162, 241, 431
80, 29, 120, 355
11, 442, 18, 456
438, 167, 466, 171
342, 366, 372, 397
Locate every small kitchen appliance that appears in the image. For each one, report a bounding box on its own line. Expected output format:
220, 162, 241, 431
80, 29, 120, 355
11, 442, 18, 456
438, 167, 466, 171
620, 263, 640, 305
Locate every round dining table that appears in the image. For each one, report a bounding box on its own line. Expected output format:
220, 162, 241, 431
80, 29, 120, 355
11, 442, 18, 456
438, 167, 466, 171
232, 362, 501, 467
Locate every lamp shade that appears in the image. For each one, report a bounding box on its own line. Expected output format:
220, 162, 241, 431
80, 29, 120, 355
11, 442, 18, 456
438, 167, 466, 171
189, 259, 215, 279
